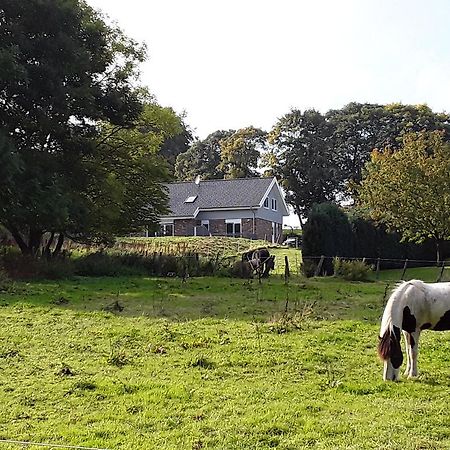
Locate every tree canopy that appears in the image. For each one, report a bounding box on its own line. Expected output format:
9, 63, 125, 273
357, 131, 450, 260
175, 128, 267, 181
269, 109, 339, 226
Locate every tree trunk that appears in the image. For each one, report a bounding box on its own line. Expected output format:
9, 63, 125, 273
44, 232, 55, 260
8, 227, 30, 255
52, 233, 65, 258
294, 205, 304, 230
28, 228, 43, 257
436, 240, 441, 264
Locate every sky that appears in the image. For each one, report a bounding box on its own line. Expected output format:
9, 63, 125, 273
87, 0, 450, 139
86, 0, 450, 227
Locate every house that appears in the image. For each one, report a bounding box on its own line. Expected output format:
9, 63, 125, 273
158, 177, 289, 243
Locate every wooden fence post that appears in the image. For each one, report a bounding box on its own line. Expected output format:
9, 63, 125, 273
437, 260, 445, 282
284, 255, 290, 283
376, 258, 381, 280
401, 259, 408, 280
314, 256, 325, 277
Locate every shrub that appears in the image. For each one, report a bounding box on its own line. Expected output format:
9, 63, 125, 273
302, 203, 353, 275
0, 269, 11, 291
333, 258, 373, 281
300, 258, 318, 278
74, 252, 128, 277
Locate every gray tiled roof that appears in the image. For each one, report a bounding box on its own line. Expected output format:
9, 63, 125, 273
163, 177, 275, 217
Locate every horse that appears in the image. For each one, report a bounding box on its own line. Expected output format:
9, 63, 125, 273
242, 248, 275, 278
378, 279, 450, 381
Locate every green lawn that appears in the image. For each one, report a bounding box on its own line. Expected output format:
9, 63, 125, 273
1, 273, 450, 449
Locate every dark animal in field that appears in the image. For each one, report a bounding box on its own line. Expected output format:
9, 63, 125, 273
378, 280, 450, 381
242, 248, 275, 278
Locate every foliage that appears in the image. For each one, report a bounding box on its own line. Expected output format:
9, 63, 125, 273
159, 113, 194, 175
266, 103, 450, 224
218, 126, 267, 179
333, 258, 373, 281
175, 127, 267, 181
0, 0, 148, 256
83, 101, 188, 241
174, 130, 233, 181
2, 275, 450, 448
302, 203, 353, 274
327, 102, 450, 185
358, 131, 450, 260
269, 110, 341, 224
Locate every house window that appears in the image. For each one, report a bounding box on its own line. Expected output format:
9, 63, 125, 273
271, 198, 277, 211
263, 198, 269, 209
201, 220, 209, 231
160, 223, 174, 236
225, 219, 241, 237
184, 195, 197, 203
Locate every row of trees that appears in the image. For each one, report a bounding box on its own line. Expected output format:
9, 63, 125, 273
174, 104, 450, 229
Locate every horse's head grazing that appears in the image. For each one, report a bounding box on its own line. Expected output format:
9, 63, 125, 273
378, 326, 403, 381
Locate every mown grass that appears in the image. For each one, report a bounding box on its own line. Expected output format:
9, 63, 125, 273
1, 271, 450, 449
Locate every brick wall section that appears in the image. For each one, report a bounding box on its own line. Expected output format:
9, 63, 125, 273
241, 218, 254, 237
254, 218, 274, 241
208, 219, 226, 235
174, 219, 196, 236
174, 217, 282, 242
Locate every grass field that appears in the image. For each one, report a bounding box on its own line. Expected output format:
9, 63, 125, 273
1, 269, 450, 449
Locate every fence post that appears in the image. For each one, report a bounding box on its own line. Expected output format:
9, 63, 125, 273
314, 255, 325, 277
284, 255, 290, 283
376, 258, 381, 280
437, 260, 445, 282
401, 259, 408, 280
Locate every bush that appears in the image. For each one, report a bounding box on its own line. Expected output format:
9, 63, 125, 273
300, 258, 319, 278
0, 269, 11, 291
74, 252, 130, 277
302, 203, 353, 275
333, 258, 373, 281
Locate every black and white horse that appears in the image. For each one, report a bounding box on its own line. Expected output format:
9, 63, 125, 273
242, 248, 275, 278
378, 280, 450, 381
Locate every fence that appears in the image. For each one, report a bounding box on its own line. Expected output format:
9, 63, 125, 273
291, 255, 449, 282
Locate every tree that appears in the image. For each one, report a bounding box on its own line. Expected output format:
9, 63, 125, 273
79, 102, 184, 242
327, 103, 450, 187
357, 131, 450, 261
269, 109, 340, 227
159, 113, 194, 175
174, 130, 233, 181
0, 0, 147, 255
218, 127, 266, 179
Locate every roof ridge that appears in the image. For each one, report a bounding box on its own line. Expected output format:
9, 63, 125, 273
167, 176, 274, 185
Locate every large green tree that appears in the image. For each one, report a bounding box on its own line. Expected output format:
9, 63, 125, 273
0, 0, 148, 255
358, 131, 450, 261
327, 102, 450, 185
174, 130, 233, 181
218, 127, 267, 179
269, 109, 340, 227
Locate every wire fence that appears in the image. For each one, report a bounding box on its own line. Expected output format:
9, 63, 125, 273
277, 254, 449, 282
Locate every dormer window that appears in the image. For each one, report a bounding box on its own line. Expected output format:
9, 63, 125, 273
263, 198, 269, 208
184, 195, 197, 203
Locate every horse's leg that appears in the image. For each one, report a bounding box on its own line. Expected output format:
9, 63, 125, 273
407, 330, 421, 378
403, 330, 412, 377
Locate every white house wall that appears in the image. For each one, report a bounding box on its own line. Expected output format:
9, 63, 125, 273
256, 183, 287, 223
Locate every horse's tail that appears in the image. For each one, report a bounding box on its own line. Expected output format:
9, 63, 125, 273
377, 281, 414, 365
